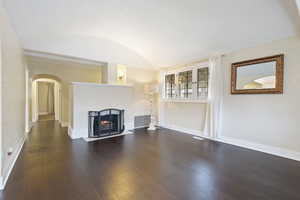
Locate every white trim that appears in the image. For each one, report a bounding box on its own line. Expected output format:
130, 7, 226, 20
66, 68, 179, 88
60, 121, 69, 127
0, 136, 26, 190
54, 82, 61, 121
159, 124, 212, 139
38, 112, 50, 115
36, 79, 57, 84
71, 82, 133, 87
193, 136, 204, 141
164, 62, 209, 75
159, 125, 300, 162
160, 125, 201, 135
67, 126, 76, 139
134, 125, 149, 129
32, 80, 38, 122
24, 49, 106, 66
67, 127, 87, 139
217, 136, 300, 162
296, 0, 300, 15
161, 61, 209, 102
25, 68, 30, 136
25, 122, 33, 134
33, 79, 61, 122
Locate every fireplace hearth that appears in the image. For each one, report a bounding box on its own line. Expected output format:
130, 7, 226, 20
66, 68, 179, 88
88, 109, 125, 138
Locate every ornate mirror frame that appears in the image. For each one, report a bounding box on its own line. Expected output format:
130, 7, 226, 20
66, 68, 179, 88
231, 54, 284, 94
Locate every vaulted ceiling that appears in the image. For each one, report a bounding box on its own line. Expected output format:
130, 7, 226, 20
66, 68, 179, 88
3, 0, 300, 68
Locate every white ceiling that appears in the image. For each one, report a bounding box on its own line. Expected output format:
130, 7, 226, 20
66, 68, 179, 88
3, 0, 300, 68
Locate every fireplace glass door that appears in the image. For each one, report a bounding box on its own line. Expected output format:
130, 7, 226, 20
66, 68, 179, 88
88, 109, 124, 138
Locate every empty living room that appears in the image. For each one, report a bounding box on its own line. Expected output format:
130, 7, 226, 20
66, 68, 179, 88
1, 0, 300, 199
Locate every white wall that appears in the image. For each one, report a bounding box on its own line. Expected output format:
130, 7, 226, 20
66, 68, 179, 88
158, 63, 208, 134
220, 36, 300, 153
159, 102, 207, 134
70, 83, 134, 139
126, 67, 158, 117
102, 64, 158, 117
0, 5, 26, 187
157, 36, 300, 158
70, 66, 158, 138
27, 56, 102, 126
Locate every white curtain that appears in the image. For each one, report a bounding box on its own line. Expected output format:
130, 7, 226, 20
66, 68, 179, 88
203, 55, 224, 139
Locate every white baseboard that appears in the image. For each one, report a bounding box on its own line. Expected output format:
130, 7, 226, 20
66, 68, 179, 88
38, 112, 49, 115
217, 136, 300, 162
0, 135, 26, 190
134, 125, 149, 129
159, 124, 207, 137
60, 121, 69, 128
25, 122, 33, 134
67, 127, 86, 139
160, 124, 300, 162
68, 126, 72, 137
67, 126, 82, 139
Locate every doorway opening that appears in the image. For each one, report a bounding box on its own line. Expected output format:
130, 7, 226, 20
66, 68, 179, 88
31, 76, 62, 123
37, 80, 55, 121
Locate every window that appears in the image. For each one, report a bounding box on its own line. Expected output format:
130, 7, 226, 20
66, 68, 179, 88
163, 62, 209, 102
165, 74, 175, 98
197, 67, 209, 97
178, 70, 193, 98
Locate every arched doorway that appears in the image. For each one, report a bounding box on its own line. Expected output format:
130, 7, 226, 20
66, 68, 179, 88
31, 74, 62, 123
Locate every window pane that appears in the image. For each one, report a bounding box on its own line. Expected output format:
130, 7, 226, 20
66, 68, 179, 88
197, 67, 209, 97
165, 74, 175, 98
178, 72, 185, 98
178, 70, 192, 98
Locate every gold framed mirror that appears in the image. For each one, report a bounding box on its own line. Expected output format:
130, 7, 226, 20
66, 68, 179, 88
231, 54, 284, 94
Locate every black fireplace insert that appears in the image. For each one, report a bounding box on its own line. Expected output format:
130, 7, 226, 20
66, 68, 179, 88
88, 109, 125, 138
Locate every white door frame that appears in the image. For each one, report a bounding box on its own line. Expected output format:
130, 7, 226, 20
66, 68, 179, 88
54, 82, 61, 121
32, 80, 38, 122
31, 78, 61, 122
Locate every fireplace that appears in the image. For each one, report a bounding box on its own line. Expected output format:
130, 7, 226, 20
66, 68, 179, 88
88, 109, 125, 138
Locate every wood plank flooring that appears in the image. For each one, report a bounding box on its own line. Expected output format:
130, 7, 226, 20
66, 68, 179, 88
0, 120, 300, 200
38, 114, 55, 121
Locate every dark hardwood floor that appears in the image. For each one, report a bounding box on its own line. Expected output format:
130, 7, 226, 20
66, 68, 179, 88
1, 120, 300, 200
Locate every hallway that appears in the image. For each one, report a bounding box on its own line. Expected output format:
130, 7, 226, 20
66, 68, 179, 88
38, 114, 55, 121
1, 120, 300, 200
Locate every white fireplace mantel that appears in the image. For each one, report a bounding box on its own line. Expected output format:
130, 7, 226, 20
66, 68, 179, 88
69, 82, 134, 139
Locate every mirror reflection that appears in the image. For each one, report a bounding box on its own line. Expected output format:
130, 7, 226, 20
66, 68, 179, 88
236, 61, 276, 90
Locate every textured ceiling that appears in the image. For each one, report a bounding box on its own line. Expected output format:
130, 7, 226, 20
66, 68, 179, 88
4, 0, 300, 68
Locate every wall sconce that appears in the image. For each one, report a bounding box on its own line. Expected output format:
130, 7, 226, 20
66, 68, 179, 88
117, 64, 127, 84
